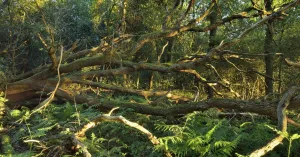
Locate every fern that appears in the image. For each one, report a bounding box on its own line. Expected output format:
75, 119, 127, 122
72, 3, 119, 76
155, 112, 240, 156
11, 127, 26, 143
213, 136, 241, 156
29, 123, 57, 138
205, 122, 222, 141
159, 136, 183, 147
155, 123, 183, 134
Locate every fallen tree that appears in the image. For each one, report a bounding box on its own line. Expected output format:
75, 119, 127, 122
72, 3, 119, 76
2, 0, 299, 110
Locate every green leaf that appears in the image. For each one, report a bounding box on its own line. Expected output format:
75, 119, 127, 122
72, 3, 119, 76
10, 110, 22, 118
290, 134, 300, 140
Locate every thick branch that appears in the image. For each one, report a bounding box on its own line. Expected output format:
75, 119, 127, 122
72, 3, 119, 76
12, 79, 300, 120
76, 114, 160, 144
61, 79, 191, 101
28, 53, 120, 80
76, 113, 172, 157
11, 65, 49, 82
188, 12, 260, 32
249, 136, 284, 157
277, 86, 300, 131
66, 34, 132, 61
249, 86, 300, 157
96, 98, 279, 117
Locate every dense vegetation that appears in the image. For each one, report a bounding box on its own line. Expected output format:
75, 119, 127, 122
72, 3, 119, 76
0, 0, 300, 156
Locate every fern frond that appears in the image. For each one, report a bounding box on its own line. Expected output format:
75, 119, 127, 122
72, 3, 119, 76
155, 124, 183, 134
187, 136, 206, 146
214, 141, 231, 148
159, 136, 183, 144
205, 122, 222, 141
213, 135, 241, 156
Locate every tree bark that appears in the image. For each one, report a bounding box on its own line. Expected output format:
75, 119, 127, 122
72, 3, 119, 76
206, 4, 218, 99
264, 0, 275, 95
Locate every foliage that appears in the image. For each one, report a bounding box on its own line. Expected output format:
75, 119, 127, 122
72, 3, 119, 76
0, 96, 299, 156
0, 101, 159, 156
155, 111, 241, 157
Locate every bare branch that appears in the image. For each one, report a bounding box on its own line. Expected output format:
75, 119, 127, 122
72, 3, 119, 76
31, 46, 63, 113
37, 33, 48, 48
71, 134, 92, 157
249, 136, 284, 157
76, 114, 159, 144
250, 86, 300, 157
287, 118, 300, 128
285, 58, 300, 68
158, 42, 169, 63
75, 111, 172, 157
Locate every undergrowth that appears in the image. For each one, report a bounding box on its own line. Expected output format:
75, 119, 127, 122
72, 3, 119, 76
0, 94, 299, 156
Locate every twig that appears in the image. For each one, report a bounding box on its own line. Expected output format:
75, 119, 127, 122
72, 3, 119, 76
222, 50, 283, 56
224, 56, 277, 81
180, 69, 229, 97
206, 64, 223, 80
74, 97, 81, 126
107, 107, 119, 116
37, 33, 48, 48
287, 118, 300, 128
158, 42, 169, 63
193, 86, 199, 102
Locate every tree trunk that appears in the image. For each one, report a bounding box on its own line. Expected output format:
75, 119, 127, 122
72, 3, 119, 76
206, 4, 218, 99
264, 0, 275, 95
